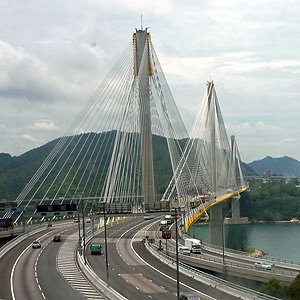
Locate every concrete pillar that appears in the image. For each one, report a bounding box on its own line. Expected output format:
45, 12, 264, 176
231, 197, 241, 219
209, 204, 223, 247
207, 82, 217, 195
134, 29, 155, 205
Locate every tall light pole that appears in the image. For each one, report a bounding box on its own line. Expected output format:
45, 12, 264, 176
175, 207, 180, 300
81, 196, 86, 265
77, 198, 81, 253
102, 203, 109, 287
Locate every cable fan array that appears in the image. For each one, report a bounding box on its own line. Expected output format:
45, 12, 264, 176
162, 82, 247, 218
8, 37, 190, 222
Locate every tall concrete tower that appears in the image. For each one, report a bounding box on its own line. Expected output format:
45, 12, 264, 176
133, 29, 155, 205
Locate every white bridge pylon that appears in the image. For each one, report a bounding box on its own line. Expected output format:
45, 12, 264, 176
6, 28, 190, 223
162, 82, 249, 232
5, 29, 248, 231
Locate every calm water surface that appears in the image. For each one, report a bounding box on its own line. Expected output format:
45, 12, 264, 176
188, 222, 300, 262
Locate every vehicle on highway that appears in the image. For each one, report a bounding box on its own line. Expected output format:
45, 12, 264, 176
74, 218, 80, 223
179, 246, 190, 256
53, 234, 62, 242
185, 238, 202, 254
159, 220, 168, 231
90, 244, 102, 255
47, 222, 52, 227
254, 261, 272, 270
32, 240, 41, 248
162, 229, 172, 239
164, 214, 174, 225
86, 218, 91, 223
144, 215, 154, 220
179, 292, 201, 299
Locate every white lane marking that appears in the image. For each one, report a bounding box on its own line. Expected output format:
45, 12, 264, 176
131, 224, 217, 300
10, 230, 52, 300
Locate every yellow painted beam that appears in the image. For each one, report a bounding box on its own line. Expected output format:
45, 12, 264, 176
185, 186, 249, 232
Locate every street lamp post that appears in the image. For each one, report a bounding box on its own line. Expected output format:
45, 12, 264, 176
77, 199, 81, 253
222, 208, 231, 266
81, 197, 86, 265
102, 203, 109, 287
175, 207, 180, 300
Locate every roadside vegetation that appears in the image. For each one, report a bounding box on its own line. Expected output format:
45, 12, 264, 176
241, 179, 300, 221
261, 275, 300, 300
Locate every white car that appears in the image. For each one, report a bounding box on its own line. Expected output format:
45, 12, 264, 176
255, 261, 272, 270
32, 240, 41, 249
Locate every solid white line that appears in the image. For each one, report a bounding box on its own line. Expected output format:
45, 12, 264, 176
130, 223, 216, 300
10, 230, 53, 300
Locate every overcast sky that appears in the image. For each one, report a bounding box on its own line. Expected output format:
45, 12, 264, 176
1, 0, 300, 163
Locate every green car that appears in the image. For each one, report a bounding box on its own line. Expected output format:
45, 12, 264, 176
90, 244, 102, 255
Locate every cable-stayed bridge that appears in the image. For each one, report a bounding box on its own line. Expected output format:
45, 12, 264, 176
1, 28, 248, 247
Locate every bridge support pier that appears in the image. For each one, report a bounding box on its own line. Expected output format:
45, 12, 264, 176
209, 204, 223, 247
231, 196, 240, 219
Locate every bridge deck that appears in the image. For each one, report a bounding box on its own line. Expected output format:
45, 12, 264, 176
185, 186, 249, 232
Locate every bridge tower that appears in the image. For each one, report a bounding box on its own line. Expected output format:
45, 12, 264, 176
207, 82, 223, 247
133, 29, 155, 205
230, 135, 240, 219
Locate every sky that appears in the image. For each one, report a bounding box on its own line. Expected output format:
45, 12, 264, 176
0, 0, 300, 163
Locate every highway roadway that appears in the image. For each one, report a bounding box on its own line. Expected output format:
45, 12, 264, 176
1, 215, 283, 300
0, 221, 87, 300
86, 216, 240, 300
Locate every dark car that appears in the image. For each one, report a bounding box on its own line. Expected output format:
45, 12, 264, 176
53, 234, 62, 242
90, 244, 102, 255
32, 240, 41, 249
47, 222, 52, 227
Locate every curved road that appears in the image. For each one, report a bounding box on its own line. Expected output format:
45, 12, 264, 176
86, 217, 239, 300
0, 222, 86, 300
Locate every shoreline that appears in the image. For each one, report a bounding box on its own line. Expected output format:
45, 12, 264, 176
251, 217, 300, 224
194, 217, 300, 225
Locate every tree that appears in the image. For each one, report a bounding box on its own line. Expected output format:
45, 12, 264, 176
286, 273, 300, 300
260, 277, 286, 299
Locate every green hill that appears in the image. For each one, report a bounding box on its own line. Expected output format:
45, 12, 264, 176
0, 132, 254, 200
248, 156, 300, 177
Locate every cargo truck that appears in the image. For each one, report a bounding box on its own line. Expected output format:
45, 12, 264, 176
185, 238, 202, 254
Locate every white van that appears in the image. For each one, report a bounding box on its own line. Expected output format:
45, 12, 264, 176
179, 246, 190, 256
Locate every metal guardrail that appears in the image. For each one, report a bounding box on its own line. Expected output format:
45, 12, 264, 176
180, 227, 300, 268
0, 224, 46, 259
76, 217, 129, 300
146, 241, 281, 300
164, 244, 298, 278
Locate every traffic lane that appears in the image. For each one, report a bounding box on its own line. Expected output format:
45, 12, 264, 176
37, 227, 85, 300
133, 241, 240, 300
117, 221, 216, 300
88, 218, 176, 300
0, 228, 56, 300
12, 230, 55, 300
89, 218, 211, 300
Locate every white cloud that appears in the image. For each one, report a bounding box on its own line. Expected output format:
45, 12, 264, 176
29, 121, 59, 132
20, 134, 40, 143
0, 0, 299, 163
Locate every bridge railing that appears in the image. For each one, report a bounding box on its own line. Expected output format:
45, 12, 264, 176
181, 230, 300, 268
162, 243, 299, 278
146, 240, 281, 300
0, 223, 46, 259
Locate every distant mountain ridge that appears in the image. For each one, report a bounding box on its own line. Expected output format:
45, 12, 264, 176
0, 132, 255, 200
248, 156, 300, 177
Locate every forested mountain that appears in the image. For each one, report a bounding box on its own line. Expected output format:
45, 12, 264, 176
240, 179, 300, 221
0, 132, 253, 200
248, 156, 300, 177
